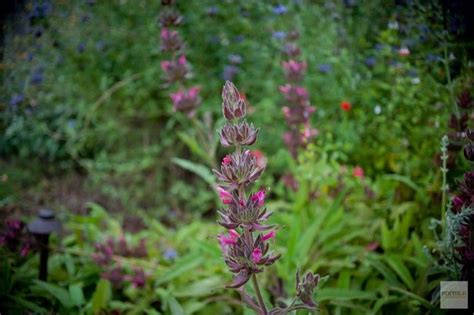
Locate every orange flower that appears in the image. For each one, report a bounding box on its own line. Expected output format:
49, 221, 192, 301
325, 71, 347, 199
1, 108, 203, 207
340, 101, 351, 111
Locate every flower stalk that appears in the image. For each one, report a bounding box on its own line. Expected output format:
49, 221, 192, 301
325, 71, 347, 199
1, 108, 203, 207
214, 81, 321, 314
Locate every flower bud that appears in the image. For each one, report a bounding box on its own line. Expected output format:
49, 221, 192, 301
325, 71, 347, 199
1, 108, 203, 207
282, 43, 301, 57
160, 28, 183, 52
170, 86, 201, 117
295, 270, 320, 307
457, 90, 473, 109
282, 60, 307, 82
158, 9, 182, 27
222, 81, 247, 120
464, 143, 474, 161
279, 84, 309, 106
219, 121, 259, 147
161, 55, 189, 83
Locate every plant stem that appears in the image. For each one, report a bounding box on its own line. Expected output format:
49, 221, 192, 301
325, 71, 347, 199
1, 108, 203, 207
251, 274, 267, 315
440, 135, 449, 235
443, 43, 460, 121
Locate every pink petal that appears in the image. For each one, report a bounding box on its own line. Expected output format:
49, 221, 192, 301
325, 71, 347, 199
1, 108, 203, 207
251, 248, 262, 263
262, 230, 276, 241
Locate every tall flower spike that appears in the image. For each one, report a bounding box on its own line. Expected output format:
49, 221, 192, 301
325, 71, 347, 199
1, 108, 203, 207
213, 81, 322, 313
222, 81, 247, 120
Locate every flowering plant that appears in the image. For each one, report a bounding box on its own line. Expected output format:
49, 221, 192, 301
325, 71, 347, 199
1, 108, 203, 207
214, 81, 321, 314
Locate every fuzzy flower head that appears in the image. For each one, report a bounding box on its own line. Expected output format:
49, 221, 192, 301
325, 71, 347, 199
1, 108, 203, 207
160, 28, 183, 52
161, 55, 189, 83
170, 86, 201, 117
296, 270, 320, 307
222, 81, 247, 121
220, 232, 281, 288
353, 166, 364, 179
214, 150, 265, 189
219, 121, 259, 147
282, 104, 315, 125
282, 60, 307, 82
279, 84, 309, 106
159, 9, 182, 27
282, 43, 301, 57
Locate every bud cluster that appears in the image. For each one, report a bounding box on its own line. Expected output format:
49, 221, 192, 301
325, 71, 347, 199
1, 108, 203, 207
92, 236, 148, 289
443, 89, 474, 167
278, 30, 317, 158
213, 81, 320, 313
448, 87, 474, 282
158, 0, 200, 117
0, 219, 33, 257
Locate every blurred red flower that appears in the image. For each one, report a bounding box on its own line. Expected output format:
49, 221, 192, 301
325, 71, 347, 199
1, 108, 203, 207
340, 101, 351, 111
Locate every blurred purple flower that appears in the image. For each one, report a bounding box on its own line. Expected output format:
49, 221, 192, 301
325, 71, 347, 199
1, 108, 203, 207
272, 4, 288, 15
206, 6, 219, 16
272, 31, 287, 40
234, 35, 245, 43
30, 68, 44, 85
77, 42, 86, 53
9, 94, 24, 107
365, 57, 376, 67
223, 65, 240, 81
228, 54, 243, 64
374, 43, 385, 51
318, 64, 331, 73
426, 53, 441, 62
164, 248, 178, 260
81, 14, 91, 23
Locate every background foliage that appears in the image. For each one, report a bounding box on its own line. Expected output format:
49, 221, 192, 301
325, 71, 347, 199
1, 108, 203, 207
1, 0, 473, 314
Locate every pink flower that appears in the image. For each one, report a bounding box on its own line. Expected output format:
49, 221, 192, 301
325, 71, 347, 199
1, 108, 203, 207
218, 186, 233, 204
353, 166, 364, 179
219, 230, 239, 247
20, 243, 31, 257
398, 47, 410, 56
250, 150, 267, 169
178, 55, 186, 65
279, 84, 309, 105
365, 242, 379, 251
229, 229, 239, 239
301, 126, 318, 142
222, 155, 232, 165
262, 230, 276, 241
251, 248, 262, 263
160, 60, 171, 71
170, 86, 201, 117
282, 60, 307, 82
251, 189, 265, 206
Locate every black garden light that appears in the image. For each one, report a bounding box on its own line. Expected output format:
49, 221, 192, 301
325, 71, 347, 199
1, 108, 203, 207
28, 209, 61, 281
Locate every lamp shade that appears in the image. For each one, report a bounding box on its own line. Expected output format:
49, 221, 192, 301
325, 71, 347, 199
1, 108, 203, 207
28, 209, 61, 235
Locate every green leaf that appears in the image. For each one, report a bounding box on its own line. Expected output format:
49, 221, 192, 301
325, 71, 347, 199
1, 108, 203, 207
173, 276, 223, 297
69, 284, 85, 306
177, 132, 211, 163
317, 288, 378, 302
32, 280, 74, 308
156, 254, 204, 285
91, 279, 112, 313
6, 295, 48, 314
168, 296, 185, 315
384, 255, 415, 289
171, 157, 215, 186
0, 259, 12, 294
367, 255, 401, 286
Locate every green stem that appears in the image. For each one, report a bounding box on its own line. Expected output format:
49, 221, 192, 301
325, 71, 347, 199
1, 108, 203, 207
443, 43, 460, 120
251, 274, 267, 315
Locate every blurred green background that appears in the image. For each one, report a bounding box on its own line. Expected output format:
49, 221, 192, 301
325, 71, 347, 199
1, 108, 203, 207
1, 0, 473, 314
